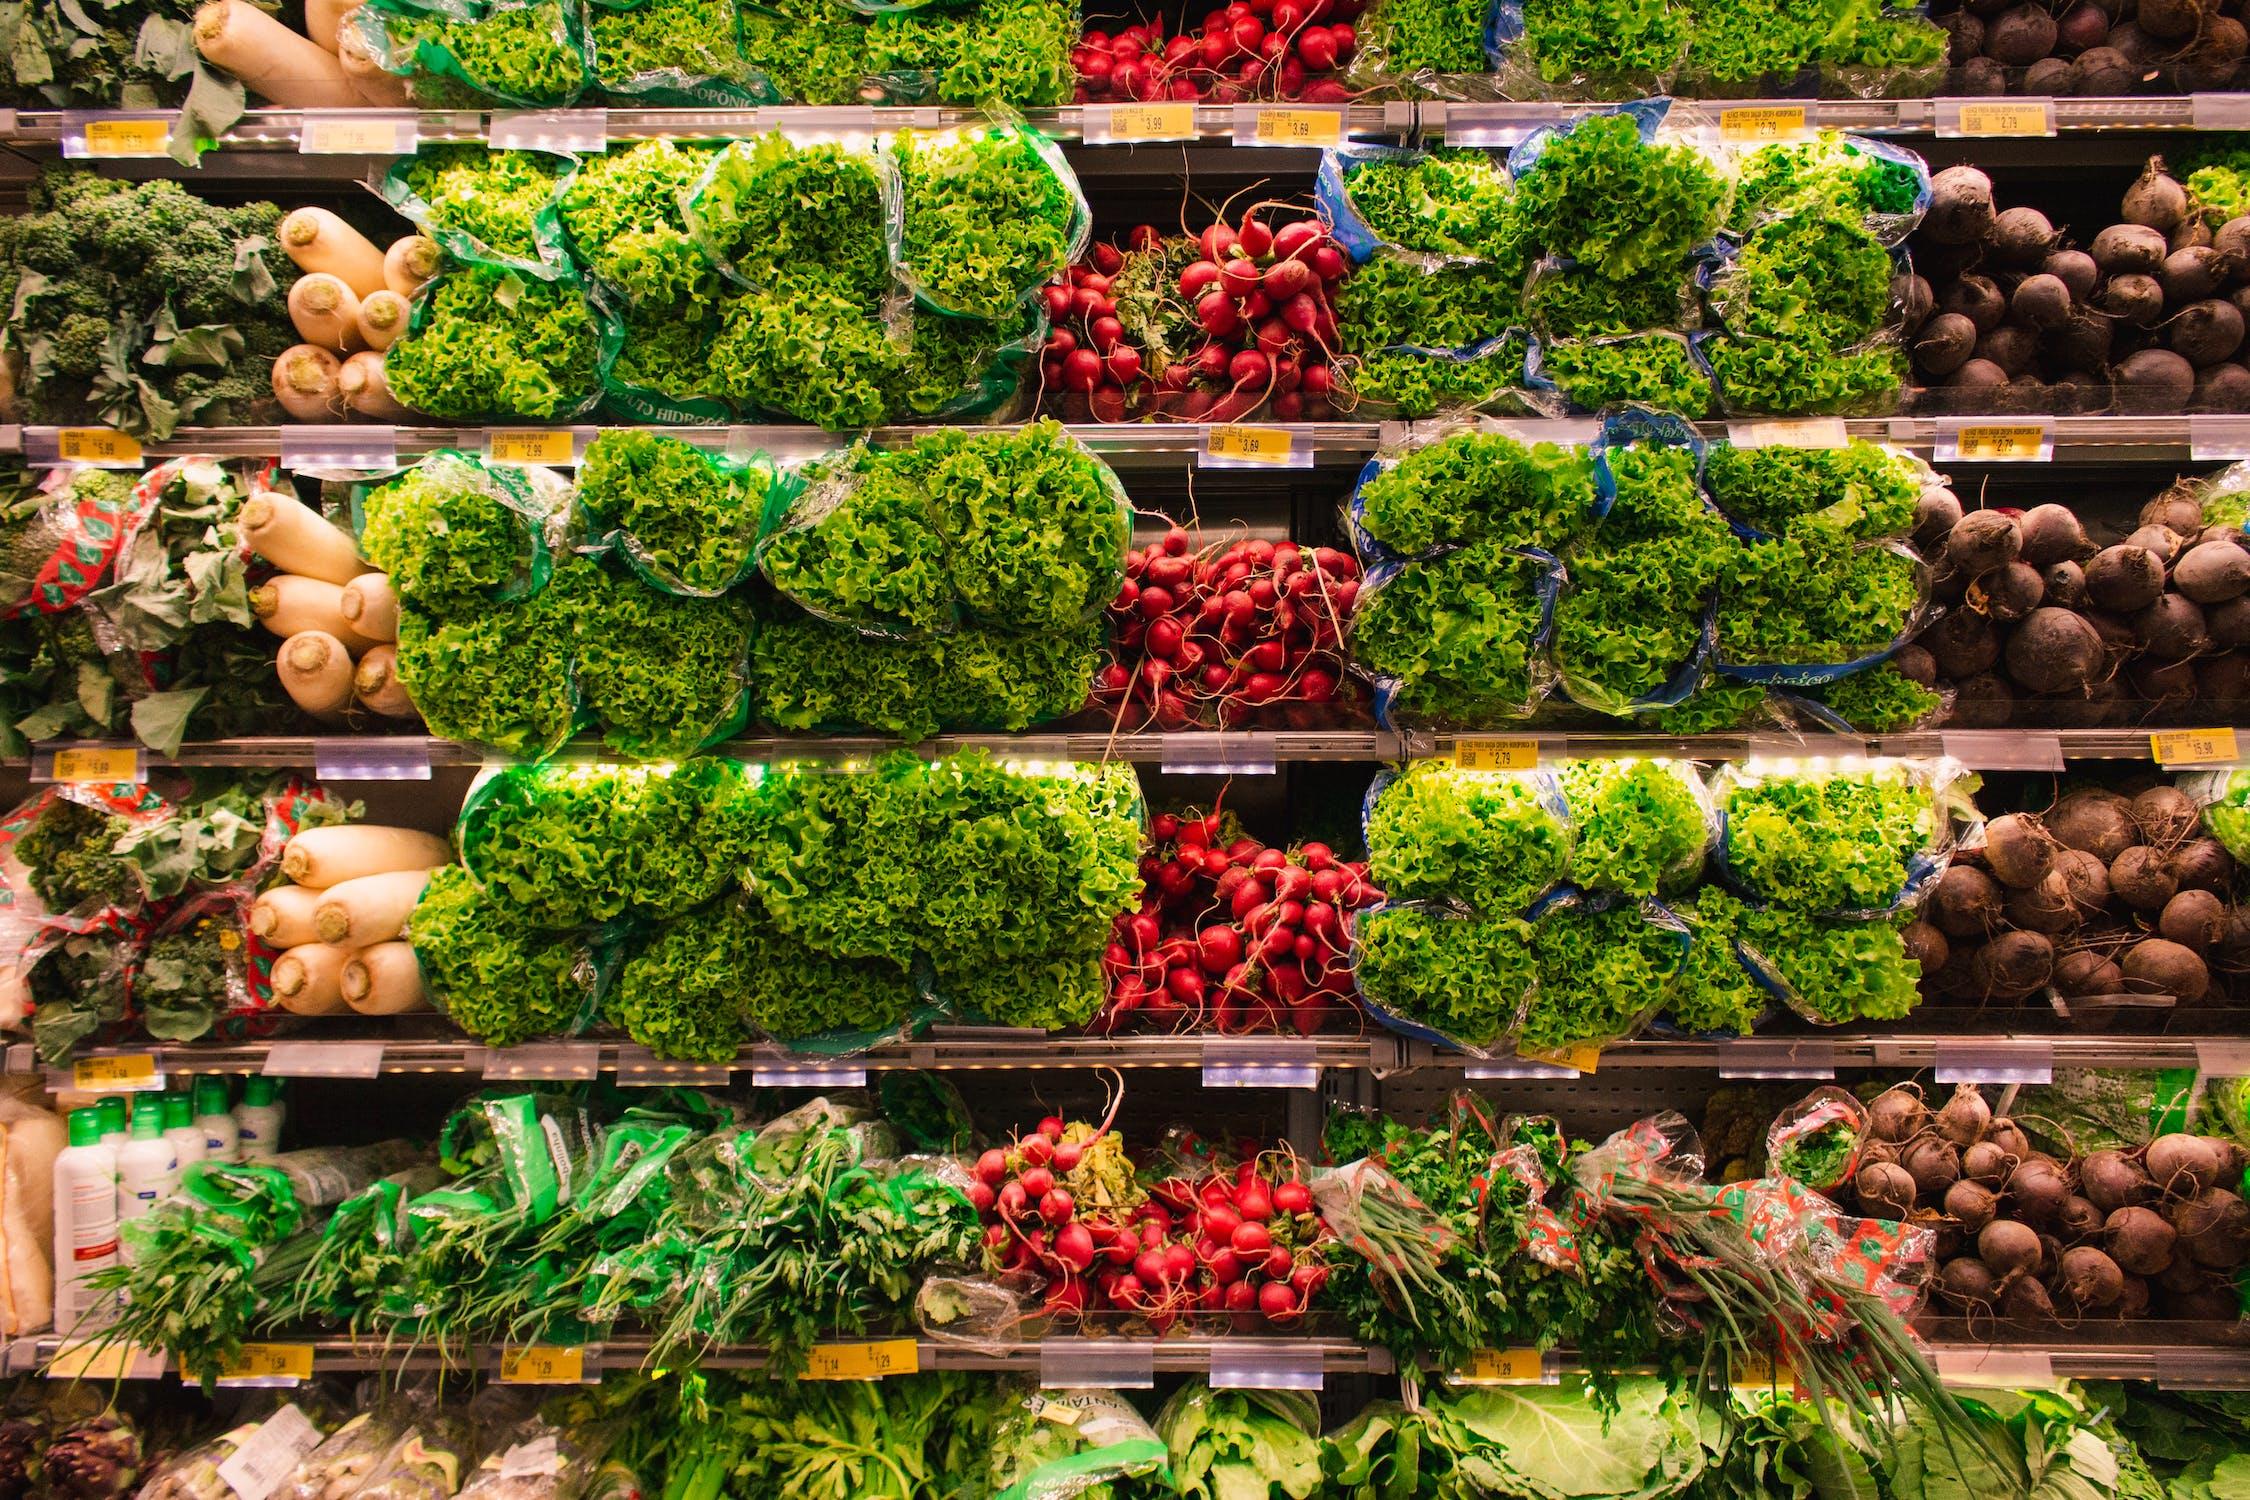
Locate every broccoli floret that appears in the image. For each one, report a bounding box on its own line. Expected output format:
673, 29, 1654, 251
46, 315, 110, 380
14, 214, 80, 276
170, 369, 270, 426
28, 168, 120, 215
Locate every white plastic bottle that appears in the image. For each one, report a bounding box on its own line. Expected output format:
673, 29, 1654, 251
194, 1077, 239, 1164
52, 1109, 118, 1330
235, 1075, 282, 1161
161, 1092, 205, 1170
115, 1098, 179, 1229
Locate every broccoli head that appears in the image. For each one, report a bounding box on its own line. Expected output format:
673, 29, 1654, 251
45, 315, 111, 380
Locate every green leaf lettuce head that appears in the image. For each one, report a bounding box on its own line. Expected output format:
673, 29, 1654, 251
1514, 113, 1728, 280
392, 145, 569, 271
1715, 523, 1918, 667
1346, 341, 1531, 419
686, 134, 892, 308
1521, 898, 1686, 1051
457, 756, 760, 927
1345, 150, 1517, 261
1717, 759, 1939, 913
1351, 543, 1556, 726
1557, 758, 1709, 897
564, 559, 755, 759
736, 0, 873, 102
738, 916, 921, 1044
1524, 261, 1690, 341
1354, 0, 1490, 72
1729, 133, 1927, 236
1356, 430, 1600, 558
1668, 890, 1768, 1035
359, 453, 545, 611
408, 865, 603, 1047
384, 267, 606, 421
557, 139, 717, 306
1551, 539, 1717, 715
366, 0, 589, 106
1352, 904, 1536, 1049
920, 421, 1128, 632
895, 126, 1080, 321
393, 588, 578, 759
609, 897, 758, 1060
1704, 333, 1904, 418
1367, 761, 1570, 914
1701, 439, 1919, 541
1517, 0, 1688, 86
929, 947, 1106, 1030
1336, 257, 1523, 356
585, 0, 755, 94
1807, 661, 1942, 732
1540, 334, 1712, 418
757, 444, 952, 635
749, 610, 1097, 739
576, 430, 771, 596
1712, 211, 1893, 347
863, 0, 1077, 108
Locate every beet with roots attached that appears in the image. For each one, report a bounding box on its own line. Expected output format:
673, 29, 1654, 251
1894, 642, 1939, 686
1943, 274, 2008, 334
2101, 272, 2170, 326
2115, 348, 2199, 413
2122, 935, 2212, 999
2171, 1186, 2250, 1267
2111, 844, 2182, 910
1945, 1177, 2001, 1232
1946, 511, 2024, 577
2054, 947, 2126, 995
1937, 1256, 1999, 1309
2173, 539, 2250, 603
2044, 248, 2102, 301
1904, 1134, 1965, 1197
2011, 273, 2076, 330
2172, 837, 2237, 892
2095, 222, 2173, 276
2051, 788, 2142, 859
2125, 159, 2194, 230
1989, 2, 2063, 61
2005, 607, 2107, 693
2195, 362, 2250, 412
2058, 1194, 2107, 1239
2086, 544, 2167, 611
2009, 1156, 2073, 1225
2084, 1149, 2158, 1214
2059, 1244, 2127, 1308
2133, 784, 2202, 845
1931, 864, 2004, 938
1976, 325, 2040, 378
1856, 1159, 1918, 1218
2165, 245, 2235, 305
1982, 812, 2059, 890
2105, 1203, 2180, 1275
1980, 1217, 2047, 1276
2146, 1133, 2228, 1196
1926, 609, 2003, 678
1973, 929, 2056, 999
1927, 167, 1999, 246
2043, 561, 2089, 609
1915, 313, 1979, 376
1901, 919, 1950, 973
2008, 872, 2082, 933
2207, 595, 2250, 647
2018, 505, 2094, 569
2129, 524, 2188, 564
1972, 562, 2045, 621
2077, 44, 2141, 90
2134, 592, 2210, 660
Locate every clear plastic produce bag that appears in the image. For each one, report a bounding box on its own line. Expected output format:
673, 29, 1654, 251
1513, 887, 1689, 1055
1525, 331, 1715, 419
1723, 131, 1932, 248
1710, 753, 1970, 917
1340, 336, 1539, 422
574, 431, 789, 599
1486, 0, 1688, 100
1316, 143, 1513, 270
1348, 544, 1565, 730
581, 0, 770, 103
1698, 328, 1907, 419
350, 451, 554, 611
890, 122, 1092, 322
1553, 757, 1715, 898
1361, 761, 1572, 916
0, 467, 147, 620
351, 0, 590, 106
1344, 419, 1610, 566
1765, 1085, 1868, 1192
755, 443, 957, 639
378, 145, 578, 282
1349, 897, 1537, 1055
385, 267, 621, 424
1711, 533, 1929, 685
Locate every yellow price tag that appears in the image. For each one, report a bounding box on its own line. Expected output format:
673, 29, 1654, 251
2152, 727, 2239, 765
1205, 425, 1296, 464
1449, 736, 1538, 771
212, 1344, 315, 1383
81, 118, 170, 156
486, 430, 576, 466
300, 117, 402, 153
1253, 108, 1343, 146
499, 1346, 585, 1383
1516, 1042, 1601, 1074
1733, 418, 1848, 449
1954, 100, 2053, 136
50, 746, 140, 783
1719, 106, 1807, 142
1953, 424, 2047, 460
803, 1339, 920, 1380
55, 429, 143, 467
1457, 1348, 1545, 1383
48, 1341, 161, 1380
1030, 1396, 1083, 1428
1103, 103, 1196, 140
72, 1055, 158, 1092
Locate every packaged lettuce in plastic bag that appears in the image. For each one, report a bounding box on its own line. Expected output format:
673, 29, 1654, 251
1725, 132, 1931, 246
1522, 255, 1697, 342
1554, 757, 1714, 897
1341, 0, 1502, 96
353, 451, 553, 611
755, 442, 954, 638
351, 0, 589, 105
583, 0, 767, 103
1317, 144, 1515, 269
892, 123, 1091, 321
576, 430, 786, 597
601, 301, 735, 423
917, 421, 1130, 633
1515, 887, 1689, 1054
563, 556, 755, 760
1349, 543, 1564, 729
394, 588, 582, 760
380, 145, 575, 281
1526, 331, 1714, 418
1346, 420, 1606, 564
985, 1386, 1172, 1499
1712, 754, 1969, 917
749, 610, 1098, 740
556, 140, 721, 307
1699, 329, 1906, 419
682, 133, 899, 305
408, 865, 613, 1048
1704, 886, 1924, 1026
1342, 337, 1537, 420
385, 267, 618, 423
1362, 761, 1571, 917
1351, 898, 1535, 1054
1488, 0, 1688, 100
1506, 103, 1730, 281
1712, 526, 1928, 684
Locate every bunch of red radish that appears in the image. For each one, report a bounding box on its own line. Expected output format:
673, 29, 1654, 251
970, 1115, 1332, 1331
1091, 525, 1362, 731
1040, 214, 1353, 424
1073, 0, 1365, 104
1095, 804, 1384, 1035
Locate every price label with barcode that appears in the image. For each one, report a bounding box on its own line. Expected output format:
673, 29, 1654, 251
1457, 1348, 1546, 1383
217, 1405, 322, 1500
1088, 103, 1196, 142
1940, 98, 2056, 136
485, 429, 577, 466
56, 429, 143, 467
1449, 736, 1538, 771
2152, 727, 2239, 765
1718, 106, 1808, 142
78, 118, 171, 156
499, 1346, 585, 1383
1514, 1042, 1600, 1074
48, 746, 140, 784
213, 1344, 314, 1384
1937, 421, 2052, 462
72, 1055, 160, 1092
804, 1339, 920, 1380
1243, 108, 1343, 147
1202, 425, 1302, 466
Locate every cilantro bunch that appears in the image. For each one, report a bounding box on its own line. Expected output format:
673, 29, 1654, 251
384, 267, 605, 421
393, 145, 570, 270
1347, 341, 1531, 418
359, 453, 544, 610
1558, 758, 1710, 896
557, 140, 717, 306
750, 612, 1097, 739
1701, 440, 1919, 540
1520, 899, 1686, 1051
1356, 430, 1599, 558
1541, 334, 1712, 417
895, 128, 1080, 321
1352, 543, 1556, 726
1366, 761, 1570, 915
1344, 150, 1517, 261
1513, 113, 1727, 280
1353, 905, 1536, 1047
1715, 524, 1918, 666
408, 865, 602, 1047
1717, 760, 1938, 913
567, 559, 754, 759
577, 430, 771, 595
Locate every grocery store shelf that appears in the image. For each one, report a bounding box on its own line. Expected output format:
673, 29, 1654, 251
13, 415, 2248, 468
1423, 1034, 2250, 1078
5, 1332, 1395, 1380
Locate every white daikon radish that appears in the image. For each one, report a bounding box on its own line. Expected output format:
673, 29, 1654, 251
281, 825, 452, 889
272, 344, 341, 422
289, 272, 364, 353
341, 943, 427, 1015
383, 236, 441, 299
277, 207, 386, 298
352, 645, 416, 718
314, 867, 437, 946
339, 351, 411, 420
252, 576, 376, 652
242, 490, 364, 584
338, 573, 398, 641
271, 943, 351, 1015
250, 885, 325, 948
277, 631, 354, 718
193, 1, 356, 106
357, 289, 408, 352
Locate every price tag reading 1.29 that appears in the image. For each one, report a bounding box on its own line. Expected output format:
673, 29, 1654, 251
1458, 1348, 1546, 1383
499, 1346, 585, 1384
2152, 727, 2240, 766
804, 1339, 920, 1380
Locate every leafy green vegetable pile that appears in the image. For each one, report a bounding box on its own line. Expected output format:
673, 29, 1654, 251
1354, 430, 1599, 558
575, 430, 774, 596
385, 265, 608, 422
1717, 757, 1948, 913
1499, 0, 1941, 94
1351, 542, 1559, 727
388, 145, 571, 274
895, 128, 1080, 320
353, 0, 591, 106
431, 749, 1136, 1054
0, 172, 291, 437
583, 0, 758, 99
359, 453, 546, 611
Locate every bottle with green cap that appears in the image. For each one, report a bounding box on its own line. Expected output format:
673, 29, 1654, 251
161, 1093, 205, 1170
115, 1096, 178, 1227
94, 1096, 127, 1155
194, 1077, 239, 1164
237, 1075, 281, 1161
52, 1108, 118, 1327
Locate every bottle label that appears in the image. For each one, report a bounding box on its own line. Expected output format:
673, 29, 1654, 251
72, 1238, 118, 1263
